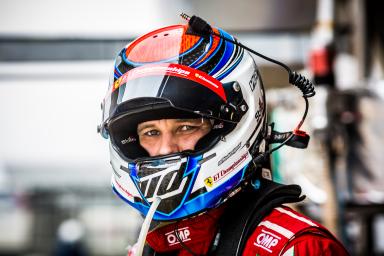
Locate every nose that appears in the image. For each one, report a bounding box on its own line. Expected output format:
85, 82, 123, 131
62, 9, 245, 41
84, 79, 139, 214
156, 132, 180, 156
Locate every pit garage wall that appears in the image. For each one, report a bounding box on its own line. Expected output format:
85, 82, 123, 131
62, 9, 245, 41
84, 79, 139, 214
0, 0, 316, 38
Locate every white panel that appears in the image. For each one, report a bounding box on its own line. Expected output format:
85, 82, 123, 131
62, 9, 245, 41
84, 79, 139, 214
0, 0, 193, 38
0, 61, 111, 166
0, 0, 315, 38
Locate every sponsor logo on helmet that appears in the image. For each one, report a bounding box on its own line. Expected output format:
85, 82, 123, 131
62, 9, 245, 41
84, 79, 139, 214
121, 136, 137, 144
213, 121, 224, 130
112, 65, 191, 92
115, 180, 134, 199
114, 76, 123, 89
249, 69, 259, 91
254, 229, 280, 253
218, 142, 241, 166
130, 65, 190, 78
195, 73, 219, 89
204, 177, 214, 187
207, 153, 248, 186
255, 98, 265, 122
165, 227, 191, 246
255, 110, 262, 122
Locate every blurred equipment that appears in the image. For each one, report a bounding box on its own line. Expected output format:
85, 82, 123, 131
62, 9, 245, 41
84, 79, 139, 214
54, 219, 89, 256
327, 87, 384, 255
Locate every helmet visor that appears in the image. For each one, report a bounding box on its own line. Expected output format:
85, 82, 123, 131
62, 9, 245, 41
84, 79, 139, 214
103, 63, 230, 125
102, 63, 246, 160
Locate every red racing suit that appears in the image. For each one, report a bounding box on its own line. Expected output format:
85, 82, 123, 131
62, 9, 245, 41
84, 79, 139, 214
129, 181, 349, 255
242, 206, 348, 255
129, 205, 348, 256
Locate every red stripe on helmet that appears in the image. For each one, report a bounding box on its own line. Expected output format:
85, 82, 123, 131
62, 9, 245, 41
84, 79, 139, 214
113, 63, 227, 102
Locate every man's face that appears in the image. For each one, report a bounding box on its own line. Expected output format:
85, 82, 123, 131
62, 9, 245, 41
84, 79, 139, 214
137, 118, 212, 157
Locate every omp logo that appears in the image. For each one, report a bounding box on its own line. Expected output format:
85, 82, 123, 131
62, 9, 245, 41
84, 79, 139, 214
254, 229, 281, 253
165, 227, 191, 246
138, 163, 188, 202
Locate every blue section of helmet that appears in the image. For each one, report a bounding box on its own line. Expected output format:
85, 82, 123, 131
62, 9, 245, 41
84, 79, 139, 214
126, 155, 202, 218
129, 163, 151, 206
153, 163, 248, 220
216, 52, 243, 81
113, 28, 242, 82
113, 49, 126, 79
121, 37, 205, 67
114, 64, 123, 76
184, 163, 249, 207
128, 162, 136, 174
183, 156, 198, 177
192, 34, 223, 69
112, 163, 249, 221
189, 35, 213, 67
208, 29, 235, 77
156, 156, 201, 217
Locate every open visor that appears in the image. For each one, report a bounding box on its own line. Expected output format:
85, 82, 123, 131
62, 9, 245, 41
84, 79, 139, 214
102, 63, 247, 160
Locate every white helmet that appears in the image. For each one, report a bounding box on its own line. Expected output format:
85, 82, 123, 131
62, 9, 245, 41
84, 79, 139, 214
99, 23, 267, 221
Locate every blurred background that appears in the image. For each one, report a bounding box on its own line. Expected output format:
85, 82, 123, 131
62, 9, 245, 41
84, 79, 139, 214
0, 0, 383, 255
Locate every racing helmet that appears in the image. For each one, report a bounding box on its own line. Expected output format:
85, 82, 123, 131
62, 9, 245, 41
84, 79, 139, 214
99, 23, 267, 221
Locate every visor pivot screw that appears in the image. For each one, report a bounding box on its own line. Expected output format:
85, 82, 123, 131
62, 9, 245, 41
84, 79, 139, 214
232, 82, 241, 92
240, 105, 247, 112
221, 105, 230, 113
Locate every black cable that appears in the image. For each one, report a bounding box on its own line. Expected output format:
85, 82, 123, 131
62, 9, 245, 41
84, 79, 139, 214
252, 96, 309, 164
174, 220, 199, 256
181, 13, 314, 162
181, 13, 316, 99
172, 210, 220, 256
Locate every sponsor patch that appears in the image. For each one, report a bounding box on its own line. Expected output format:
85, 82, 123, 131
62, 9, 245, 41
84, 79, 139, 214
165, 227, 191, 246
254, 229, 281, 253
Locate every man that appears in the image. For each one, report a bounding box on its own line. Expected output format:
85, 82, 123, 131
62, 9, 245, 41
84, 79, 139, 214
99, 15, 349, 255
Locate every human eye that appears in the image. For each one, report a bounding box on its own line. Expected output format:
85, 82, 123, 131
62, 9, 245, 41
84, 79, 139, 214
178, 124, 198, 133
142, 129, 160, 137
